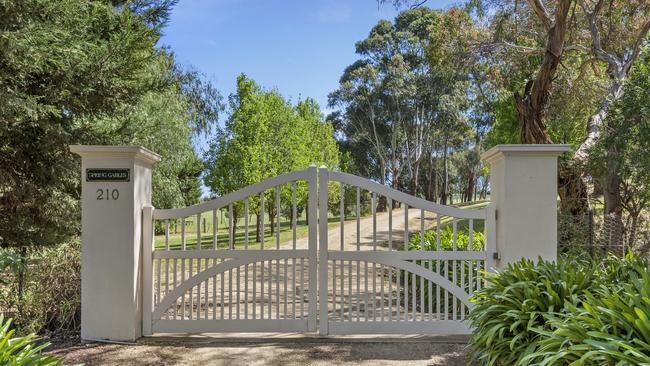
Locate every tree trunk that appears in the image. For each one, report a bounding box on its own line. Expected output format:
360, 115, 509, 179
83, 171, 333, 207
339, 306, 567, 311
256, 210, 263, 243
466, 171, 475, 203
410, 162, 420, 196
515, 0, 571, 144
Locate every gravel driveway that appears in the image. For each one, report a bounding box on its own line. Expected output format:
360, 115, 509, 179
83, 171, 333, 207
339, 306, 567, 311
52, 334, 471, 366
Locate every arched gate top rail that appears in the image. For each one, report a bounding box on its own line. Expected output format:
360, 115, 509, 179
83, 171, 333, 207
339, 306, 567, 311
153, 167, 315, 220
328, 171, 487, 220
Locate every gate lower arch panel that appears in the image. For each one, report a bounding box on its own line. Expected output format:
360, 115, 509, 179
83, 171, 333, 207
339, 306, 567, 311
151, 250, 314, 333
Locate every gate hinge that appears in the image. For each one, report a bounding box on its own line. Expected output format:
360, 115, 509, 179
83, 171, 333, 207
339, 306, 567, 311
493, 252, 501, 260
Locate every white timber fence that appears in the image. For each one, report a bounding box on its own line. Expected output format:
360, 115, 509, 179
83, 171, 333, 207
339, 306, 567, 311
71, 144, 569, 342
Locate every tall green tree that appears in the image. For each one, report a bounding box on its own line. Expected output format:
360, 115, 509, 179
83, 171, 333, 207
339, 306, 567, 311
0, 0, 162, 251
204, 75, 338, 242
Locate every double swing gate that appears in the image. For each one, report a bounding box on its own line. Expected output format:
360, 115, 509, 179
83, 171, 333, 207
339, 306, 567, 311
142, 166, 495, 336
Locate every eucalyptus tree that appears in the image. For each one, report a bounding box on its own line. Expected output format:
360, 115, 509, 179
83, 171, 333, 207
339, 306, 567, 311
475, 0, 650, 248
331, 8, 478, 201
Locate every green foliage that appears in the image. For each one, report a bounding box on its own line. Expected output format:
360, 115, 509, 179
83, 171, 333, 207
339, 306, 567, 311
330, 7, 480, 202
409, 225, 485, 251
0, 0, 162, 249
0, 316, 62, 366
1, 242, 81, 338
529, 255, 650, 364
0, 0, 219, 252
204, 74, 339, 237
86, 54, 219, 209
0, 248, 24, 285
468, 254, 650, 365
590, 49, 650, 238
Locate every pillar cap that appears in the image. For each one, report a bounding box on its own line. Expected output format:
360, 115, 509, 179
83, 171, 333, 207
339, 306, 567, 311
481, 144, 571, 164
70, 145, 161, 165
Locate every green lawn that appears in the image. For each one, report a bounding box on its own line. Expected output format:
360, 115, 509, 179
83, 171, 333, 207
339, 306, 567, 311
155, 213, 359, 250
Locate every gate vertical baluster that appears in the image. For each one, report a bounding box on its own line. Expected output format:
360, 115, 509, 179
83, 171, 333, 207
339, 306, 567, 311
212, 208, 219, 320
236, 265, 240, 320
340, 183, 345, 322
356, 187, 360, 322
260, 192, 265, 320
436, 215, 441, 320
188, 260, 193, 320
292, 183, 296, 319
420, 209, 425, 322
452, 219, 457, 321
181, 218, 186, 319
468, 218, 473, 296
318, 167, 329, 335
212, 209, 217, 320
276, 186, 280, 319
173, 256, 178, 320
220, 257, 225, 320
267, 259, 273, 319
156, 254, 161, 310
165, 220, 170, 319
196, 213, 201, 320
364, 260, 368, 322
244, 199, 249, 320
371, 192, 377, 321
203, 256, 208, 320
404, 205, 409, 321
388, 199, 392, 322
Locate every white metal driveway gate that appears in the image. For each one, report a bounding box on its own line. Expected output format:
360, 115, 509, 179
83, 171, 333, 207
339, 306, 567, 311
142, 167, 494, 335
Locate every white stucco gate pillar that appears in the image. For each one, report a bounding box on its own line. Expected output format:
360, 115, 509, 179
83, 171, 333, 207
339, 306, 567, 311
71, 145, 160, 342
481, 144, 570, 267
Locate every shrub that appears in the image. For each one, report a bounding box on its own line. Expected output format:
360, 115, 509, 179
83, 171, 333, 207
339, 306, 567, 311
0, 316, 62, 366
468, 253, 649, 366
528, 253, 650, 365
467, 256, 600, 365
2, 242, 81, 339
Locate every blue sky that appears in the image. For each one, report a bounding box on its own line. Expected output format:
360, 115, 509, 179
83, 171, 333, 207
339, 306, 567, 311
159, 0, 458, 195
159, 0, 458, 127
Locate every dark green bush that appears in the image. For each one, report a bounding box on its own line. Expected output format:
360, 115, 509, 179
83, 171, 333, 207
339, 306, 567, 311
468, 253, 649, 366
0, 316, 62, 366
